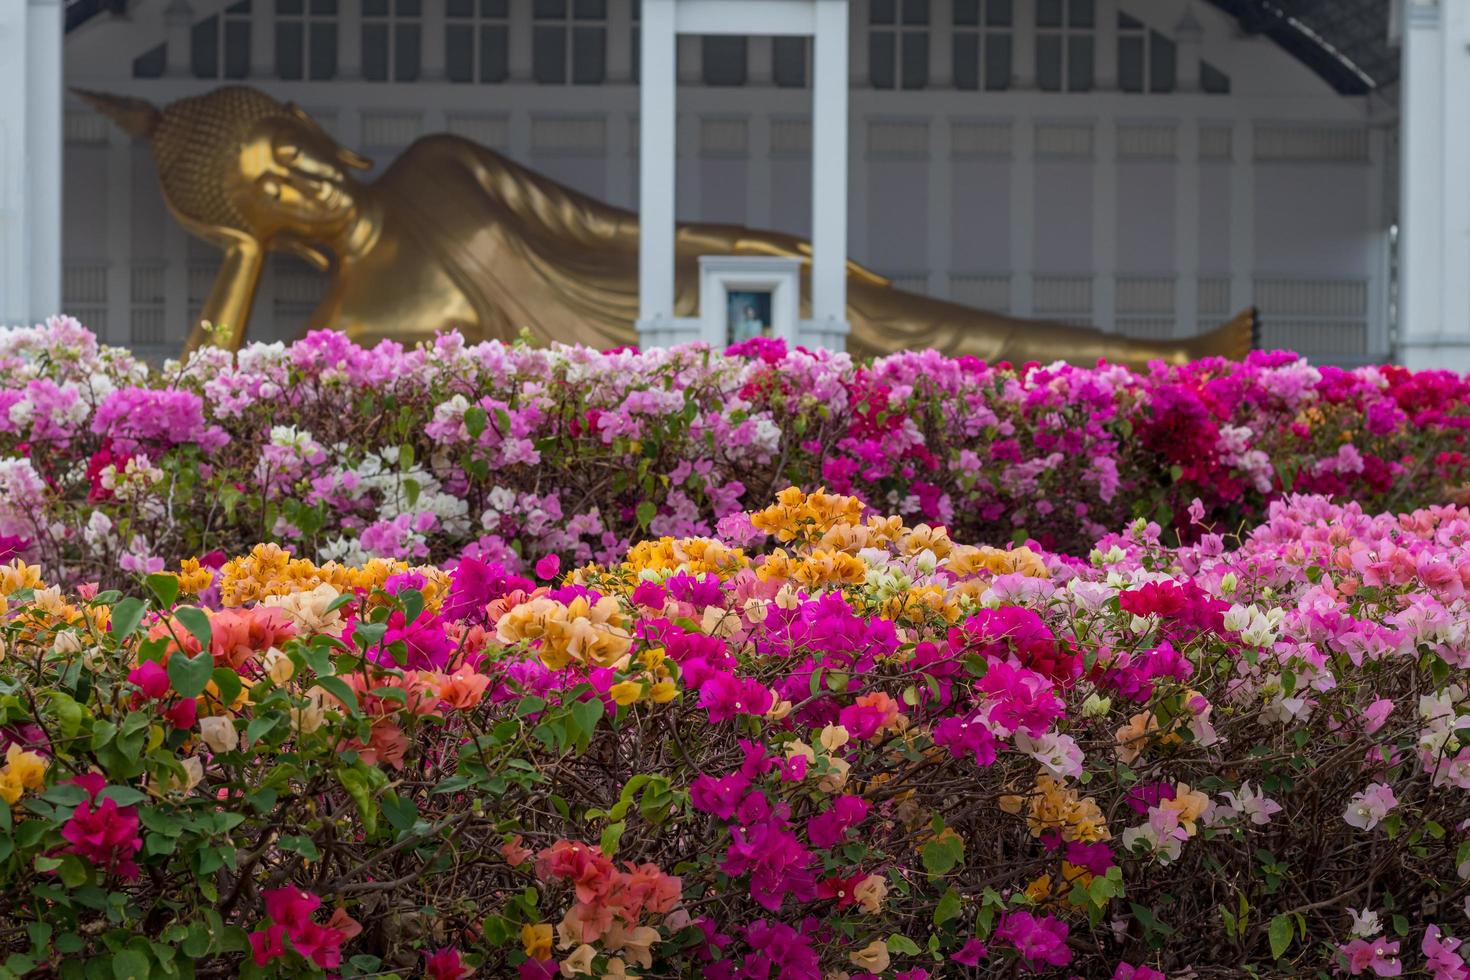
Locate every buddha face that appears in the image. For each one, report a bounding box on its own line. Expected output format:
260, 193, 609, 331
228, 107, 371, 241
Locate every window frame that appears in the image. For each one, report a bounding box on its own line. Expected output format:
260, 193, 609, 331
446, 0, 510, 83
274, 0, 339, 82
953, 0, 1013, 92
533, 0, 609, 86
1035, 0, 1094, 93
362, 0, 424, 83
868, 0, 931, 91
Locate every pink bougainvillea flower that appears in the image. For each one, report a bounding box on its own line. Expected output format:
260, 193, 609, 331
995, 910, 1071, 969
534, 554, 561, 580
58, 775, 142, 881
425, 947, 475, 980
951, 939, 989, 966
1339, 938, 1403, 976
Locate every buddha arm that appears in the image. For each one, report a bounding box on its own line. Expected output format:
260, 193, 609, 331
184, 237, 266, 354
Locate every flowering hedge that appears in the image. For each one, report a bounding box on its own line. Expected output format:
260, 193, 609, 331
2, 317, 1470, 588
1, 486, 1467, 978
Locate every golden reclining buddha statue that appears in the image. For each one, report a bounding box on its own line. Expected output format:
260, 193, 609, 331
79, 85, 1252, 366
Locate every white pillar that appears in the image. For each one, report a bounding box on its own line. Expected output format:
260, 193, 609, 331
32, 0, 64, 318
810, 0, 849, 328
638, 0, 678, 324
1399, 0, 1470, 370
0, 0, 30, 324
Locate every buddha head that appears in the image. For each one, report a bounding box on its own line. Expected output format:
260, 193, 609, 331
76, 86, 371, 252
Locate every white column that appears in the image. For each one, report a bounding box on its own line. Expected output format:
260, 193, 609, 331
1009, 120, 1035, 316
1091, 117, 1116, 330
607, 0, 634, 83
1399, 0, 1470, 370
638, 0, 678, 325
1094, 0, 1118, 90
1228, 118, 1255, 317
0, 0, 31, 324
926, 117, 952, 298
28, 0, 64, 321
810, 0, 849, 328
509, 0, 534, 81
1174, 119, 1200, 336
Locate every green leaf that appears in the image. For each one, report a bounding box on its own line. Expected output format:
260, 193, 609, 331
399, 589, 425, 626
933, 887, 962, 926
313, 676, 359, 715
167, 651, 213, 700
886, 934, 922, 956
211, 668, 242, 709
277, 835, 321, 860
1268, 914, 1293, 960
380, 794, 418, 832
920, 834, 964, 877
636, 500, 656, 530
601, 820, 626, 857
56, 854, 90, 888
173, 606, 212, 652
110, 597, 147, 641
145, 574, 179, 609
243, 715, 280, 749
96, 787, 148, 807
111, 950, 150, 980
464, 406, 488, 438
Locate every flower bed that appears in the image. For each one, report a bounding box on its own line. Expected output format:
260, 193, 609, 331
2, 317, 1469, 588
1, 487, 1467, 977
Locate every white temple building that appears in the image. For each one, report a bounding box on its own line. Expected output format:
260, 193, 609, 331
3, 0, 1467, 368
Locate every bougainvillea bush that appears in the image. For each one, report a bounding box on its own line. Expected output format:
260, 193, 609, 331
2, 316, 1470, 588
1, 487, 1467, 978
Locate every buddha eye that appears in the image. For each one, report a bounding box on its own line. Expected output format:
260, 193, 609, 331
275, 141, 301, 165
